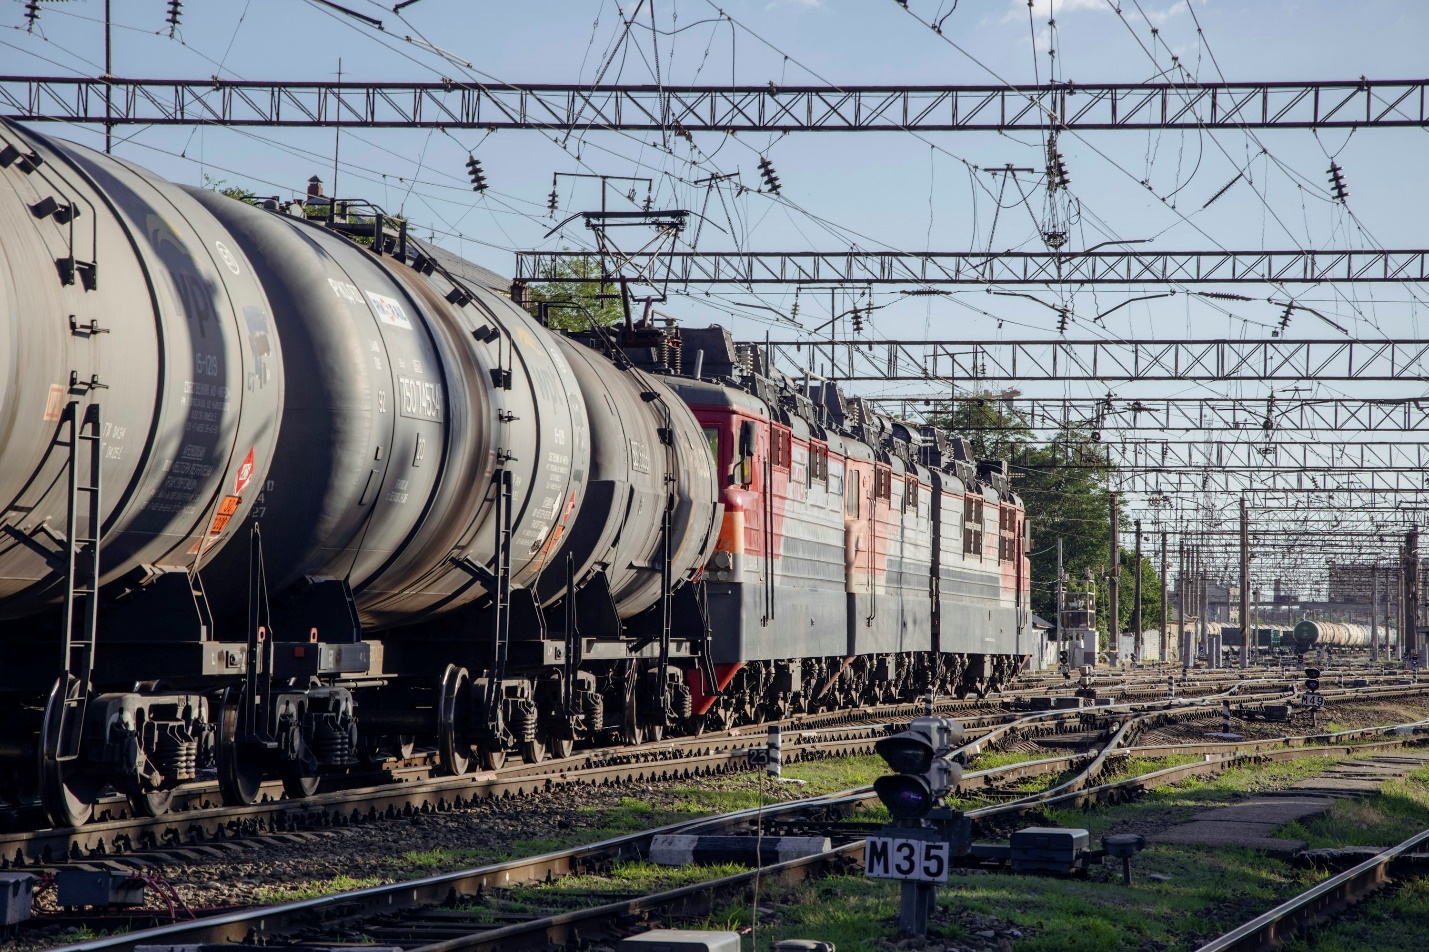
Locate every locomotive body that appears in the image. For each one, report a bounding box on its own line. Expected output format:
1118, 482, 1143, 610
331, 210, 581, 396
0, 119, 1028, 827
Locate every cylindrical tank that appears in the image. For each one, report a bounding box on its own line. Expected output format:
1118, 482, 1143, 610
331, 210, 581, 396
0, 121, 281, 619
541, 336, 719, 618
187, 191, 591, 629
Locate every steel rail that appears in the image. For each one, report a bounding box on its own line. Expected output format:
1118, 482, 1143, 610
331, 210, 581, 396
44, 688, 1429, 949
1195, 828, 1429, 951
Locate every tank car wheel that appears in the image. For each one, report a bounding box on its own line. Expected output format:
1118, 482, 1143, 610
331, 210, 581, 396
127, 787, 175, 819
686, 714, 707, 736
280, 764, 320, 799
622, 721, 646, 745
478, 747, 507, 771
645, 722, 665, 743
217, 686, 266, 806
39, 677, 103, 828
438, 665, 477, 776
520, 738, 548, 764
549, 735, 575, 759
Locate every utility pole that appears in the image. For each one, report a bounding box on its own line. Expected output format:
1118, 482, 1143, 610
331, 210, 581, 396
104, 0, 113, 154
1108, 493, 1119, 662
1160, 530, 1168, 666
1387, 565, 1397, 659
1407, 528, 1422, 665
1132, 519, 1143, 663
1370, 566, 1379, 663
1239, 497, 1250, 669
1178, 539, 1188, 672
1056, 538, 1064, 668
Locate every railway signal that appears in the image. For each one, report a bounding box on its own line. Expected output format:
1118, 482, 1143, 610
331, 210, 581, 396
872, 716, 964, 819
866, 715, 967, 937
1302, 667, 1324, 726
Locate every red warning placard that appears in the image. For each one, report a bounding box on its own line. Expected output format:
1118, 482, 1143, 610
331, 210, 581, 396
234, 447, 255, 495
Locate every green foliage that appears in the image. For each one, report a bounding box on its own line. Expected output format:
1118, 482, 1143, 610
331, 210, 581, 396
932, 401, 1164, 636
524, 253, 624, 330
202, 173, 256, 203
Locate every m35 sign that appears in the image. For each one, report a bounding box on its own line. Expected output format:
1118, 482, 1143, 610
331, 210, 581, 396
864, 835, 950, 883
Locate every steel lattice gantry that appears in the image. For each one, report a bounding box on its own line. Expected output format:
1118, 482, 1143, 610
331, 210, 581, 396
863, 396, 1429, 433
3, 77, 1427, 131
767, 338, 1429, 382
517, 249, 1429, 286
1072, 440, 1429, 472
1110, 469, 1429, 495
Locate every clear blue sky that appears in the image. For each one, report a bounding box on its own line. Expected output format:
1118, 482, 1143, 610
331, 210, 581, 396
6, 0, 1429, 575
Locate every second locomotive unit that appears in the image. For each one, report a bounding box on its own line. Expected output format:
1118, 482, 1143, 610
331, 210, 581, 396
0, 119, 1028, 828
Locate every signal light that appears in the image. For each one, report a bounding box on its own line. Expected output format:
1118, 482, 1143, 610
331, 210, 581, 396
167, 0, 183, 37
1328, 162, 1349, 203
465, 155, 488, 192
872, 716, 964, 819
1303, 667, 1321, 693
757, 156, 781, 194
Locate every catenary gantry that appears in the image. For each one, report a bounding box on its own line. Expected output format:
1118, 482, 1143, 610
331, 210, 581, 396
3, 77, 1427, 131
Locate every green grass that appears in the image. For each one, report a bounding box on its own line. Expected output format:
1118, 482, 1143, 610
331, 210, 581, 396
257, 874, 383, 903
1099, 754, 1201, 785
1281, 766, 1429, 849
968, 749, 1051, 771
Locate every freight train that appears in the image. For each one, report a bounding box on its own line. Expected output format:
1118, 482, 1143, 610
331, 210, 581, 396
0, 120, 1029, 828
1291, 620, 1378, 650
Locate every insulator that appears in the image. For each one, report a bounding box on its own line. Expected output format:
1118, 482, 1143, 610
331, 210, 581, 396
167, 0, 183, 36
466, 155, 488, 192
24, 1, 40, 30
1327, 162, 1349, 203
757, 156, 781, 194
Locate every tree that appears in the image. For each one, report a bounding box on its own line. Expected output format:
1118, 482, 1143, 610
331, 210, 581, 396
202, 173, 256, 203
524, 253, 624, 331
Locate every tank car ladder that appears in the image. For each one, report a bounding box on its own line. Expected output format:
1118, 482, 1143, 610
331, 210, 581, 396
55, 401, 102, 760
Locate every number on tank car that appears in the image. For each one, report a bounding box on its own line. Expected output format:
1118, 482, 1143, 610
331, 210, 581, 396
194, 352, 220, 377
398, 375, 443, 421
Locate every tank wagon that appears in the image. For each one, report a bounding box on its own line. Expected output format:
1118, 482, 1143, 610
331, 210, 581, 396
1292, 620, 1374, 650
0, 121, 1028, 827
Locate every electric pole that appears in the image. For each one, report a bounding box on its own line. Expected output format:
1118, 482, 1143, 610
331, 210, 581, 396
1239, 497, 1250, 670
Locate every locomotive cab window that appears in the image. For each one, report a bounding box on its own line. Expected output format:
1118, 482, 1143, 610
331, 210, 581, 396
703, 426, 721, 465
735, 419, 757, 487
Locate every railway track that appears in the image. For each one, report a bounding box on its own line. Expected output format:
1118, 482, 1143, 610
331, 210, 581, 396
1194, 828, 1429, 951
32, 681, 1429, 951
0, 669, 1339, 865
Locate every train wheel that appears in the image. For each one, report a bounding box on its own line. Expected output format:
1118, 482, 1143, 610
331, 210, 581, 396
478, 747, 507, 770
520, 738, 548, 764
549, 735, 575, 759
127, 787, 174, 818
280, 764, 320, 799
38, 678, 102, 828
645, 722, 665, 743
217, 686, 265, 806
438, 665, 476, 776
